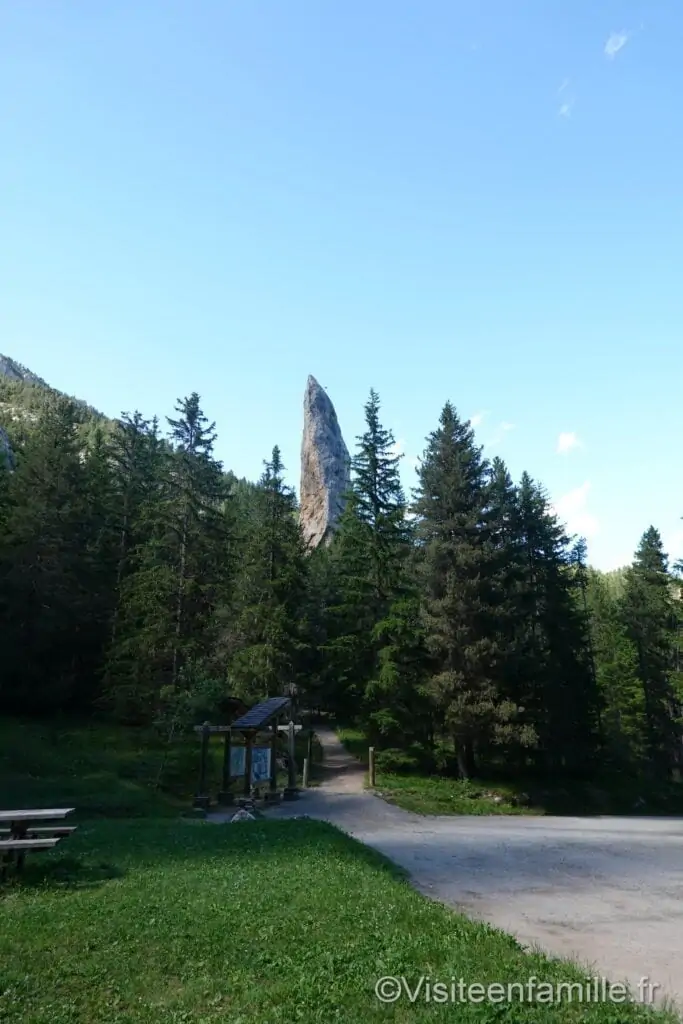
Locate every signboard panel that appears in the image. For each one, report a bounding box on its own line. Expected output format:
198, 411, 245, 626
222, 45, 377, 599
230, 746, 246, 777
251, 747, 271, 784
229, 745, 271, 782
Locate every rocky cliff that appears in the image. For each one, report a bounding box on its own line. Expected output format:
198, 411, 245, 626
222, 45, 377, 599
300, 376, 350, 548
0, 354, 47, 387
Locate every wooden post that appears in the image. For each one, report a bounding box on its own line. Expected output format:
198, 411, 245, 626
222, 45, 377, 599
244, 732, 254, 798
193, 721, 211, 809
266, 719, 279, 801
369, 746, 376, 788
284, 719, 299, 799
303, 757, 310, 788
218, 730, 233, 805
307, 728, 314, 765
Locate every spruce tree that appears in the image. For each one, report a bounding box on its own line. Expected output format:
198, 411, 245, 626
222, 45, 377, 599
103, 395, 228, 721
585, 567, 645, 767
621, 527, 681, 778
413, 403, 503, 778
352, 389, 410, 605
515, 473, 599, 775
325, 390, 412, 727
228, 447, 309, 704
0, 396, 91, 711
482, 458, 537, 763
165, 394, 227, 685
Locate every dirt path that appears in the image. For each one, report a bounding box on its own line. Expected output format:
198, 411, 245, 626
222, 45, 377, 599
211, 726, 683, 1009
309, 726, 367, 793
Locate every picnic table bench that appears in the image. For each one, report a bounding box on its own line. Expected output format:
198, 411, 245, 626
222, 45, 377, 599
0, 808, 76, 880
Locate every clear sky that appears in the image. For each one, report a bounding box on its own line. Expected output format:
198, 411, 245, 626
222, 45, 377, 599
2, 0, 682, 571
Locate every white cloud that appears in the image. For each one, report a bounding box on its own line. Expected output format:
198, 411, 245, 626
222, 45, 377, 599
604, 30, 630, 58
485, 422, 516, 448
559, 100, 574, 118
556, 431, 581, 454
558, 78, 570, 94
552, 481, 599, 539
469, 410, 487, 428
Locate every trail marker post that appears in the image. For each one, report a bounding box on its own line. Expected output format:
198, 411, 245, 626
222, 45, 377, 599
193, 722, 212, 809
219, 729, 234, 805
284, 719, 299, 800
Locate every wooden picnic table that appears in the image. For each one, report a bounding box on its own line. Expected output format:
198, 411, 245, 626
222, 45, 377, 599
0, 808, 76, 879
0, 808, 75, 828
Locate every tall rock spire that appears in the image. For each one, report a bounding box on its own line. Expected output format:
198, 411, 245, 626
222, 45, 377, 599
300, 375, 350, 548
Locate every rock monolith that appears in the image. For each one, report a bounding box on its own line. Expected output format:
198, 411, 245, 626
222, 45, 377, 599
300, 376, 350, 549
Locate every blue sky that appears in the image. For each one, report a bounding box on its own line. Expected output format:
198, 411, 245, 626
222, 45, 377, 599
2, 0, 682, 571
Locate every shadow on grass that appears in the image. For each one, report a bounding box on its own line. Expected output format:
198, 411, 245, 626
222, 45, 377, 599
2, 854, 125, 894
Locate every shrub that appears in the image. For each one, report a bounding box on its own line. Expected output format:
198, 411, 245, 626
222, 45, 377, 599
374, 748, 420, 774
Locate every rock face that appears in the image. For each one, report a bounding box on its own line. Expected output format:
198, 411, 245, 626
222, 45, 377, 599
300, 376, 351, 549
0, 354, 46, 387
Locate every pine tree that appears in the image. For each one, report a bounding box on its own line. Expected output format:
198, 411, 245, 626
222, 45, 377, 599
413, 403, 505, 778
621, 527, 681, 778
0, 396, 92, 711
103, 395, 229, 721
482, 458, 537, 762
585, 567, 645, 767
515, 474, 599, 775
365, 590, 432, 750
228, 447, 309, 704
165, 394, 228, 685
352, 389, 410, 605
71, 425, 120, 704
325, 390, 412, 726
109, 412, 161, 593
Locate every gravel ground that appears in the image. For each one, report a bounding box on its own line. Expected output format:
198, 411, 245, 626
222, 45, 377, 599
211, 728, 683, 1010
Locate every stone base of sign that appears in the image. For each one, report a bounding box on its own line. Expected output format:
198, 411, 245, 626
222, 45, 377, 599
264, 790, 281, 804
217, 791, 235, 806
193, 794, 211, 810
283, 787, 300, 801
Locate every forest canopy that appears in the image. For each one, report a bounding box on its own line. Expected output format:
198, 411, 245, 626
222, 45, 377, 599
1, 372, 681, 789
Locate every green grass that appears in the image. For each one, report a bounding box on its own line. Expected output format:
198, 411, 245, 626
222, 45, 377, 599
1, 717, 679, 1022
1, 817, 677, 1023
374, 774, 540, 816
0, 717, 197, 818
336, 726, 683, 817
0, 717, 323, 816
337, 728, 536, 814
336, 725, 370, 765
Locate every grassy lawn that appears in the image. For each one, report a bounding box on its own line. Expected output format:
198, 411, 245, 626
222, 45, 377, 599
373, 773, 541, 816
0, 716, 195, 818
1, 716, 679, 1022
337, 728, 537, 814
0, 717, 323, 815
336, 726, 683, 817
1, 816, 677, 1023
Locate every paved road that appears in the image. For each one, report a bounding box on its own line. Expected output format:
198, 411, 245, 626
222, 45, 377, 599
213, 728, 683, 1009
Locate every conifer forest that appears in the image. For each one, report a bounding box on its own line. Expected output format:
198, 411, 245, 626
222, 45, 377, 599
1, 370, 681, 796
